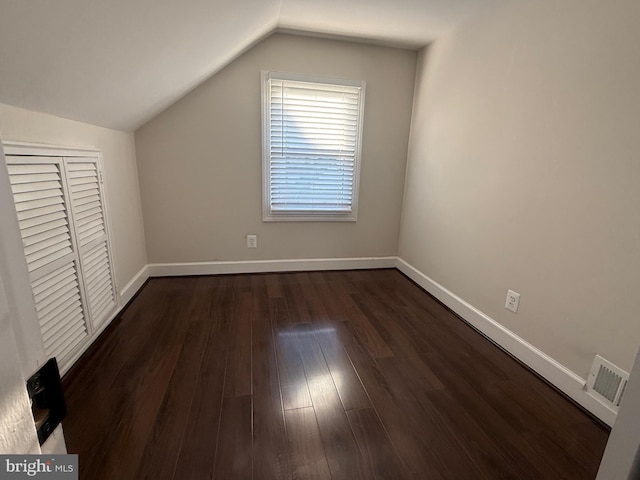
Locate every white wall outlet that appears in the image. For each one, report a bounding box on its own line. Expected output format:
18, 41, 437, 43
246, 234, 257, 248
505, 289, 520, 313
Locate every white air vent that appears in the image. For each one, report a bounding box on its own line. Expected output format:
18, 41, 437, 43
586, 355, 629, 410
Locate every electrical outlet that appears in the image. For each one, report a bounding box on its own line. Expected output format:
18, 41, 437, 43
505, 289, 520, 313
246, 234, 257, 248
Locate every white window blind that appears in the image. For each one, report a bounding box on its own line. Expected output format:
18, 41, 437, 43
262, 72, 365, 221
6, 151, 116, 372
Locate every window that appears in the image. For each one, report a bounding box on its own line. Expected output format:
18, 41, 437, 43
262, 71, 366, 221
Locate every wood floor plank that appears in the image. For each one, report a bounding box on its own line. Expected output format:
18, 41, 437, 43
214, 394, 253, 480
134, 318, 213, 480
172, 299, 233, 479
251, 276, 291, 480
308, 271, 350, 322
264, 273, 284, 299
334, 320, 448, 480
294, 324, 367, 480
520, 430, 595, 479
284, 407, 332, 480
282, 273, 313, 324
281, 384, 313, 411
349, 289, 445, 392
274, 320, 312, 411
424, 386, 546, 479
224, 288, 253, 398
376, 355, 490, 480
312, 325, 371, 411
296, 272, 331, 320
343, 306, 394, 360
347, 408, 407, 480
321, 274, 394, 360
269, 296, 294, 328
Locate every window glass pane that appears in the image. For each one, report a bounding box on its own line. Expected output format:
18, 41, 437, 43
263, 73, 365, 221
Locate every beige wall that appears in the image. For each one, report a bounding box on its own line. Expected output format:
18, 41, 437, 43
0, 103, 147, 291
399, 0, 640, 377
135, 33, 416, 263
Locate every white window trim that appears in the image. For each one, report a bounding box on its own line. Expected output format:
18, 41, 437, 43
261, 71, 366, 222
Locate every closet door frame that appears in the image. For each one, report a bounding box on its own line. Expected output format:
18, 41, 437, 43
3, 140, 119, 373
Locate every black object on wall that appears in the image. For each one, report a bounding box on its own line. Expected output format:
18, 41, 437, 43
26, 358, 66, 445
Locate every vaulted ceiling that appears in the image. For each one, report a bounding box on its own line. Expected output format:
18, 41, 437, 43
0, 0, 490, 132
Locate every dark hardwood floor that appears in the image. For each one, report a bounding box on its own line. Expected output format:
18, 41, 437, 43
62, 269, 609, 479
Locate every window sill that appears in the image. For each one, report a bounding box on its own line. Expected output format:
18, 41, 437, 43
263, 212, 357, 222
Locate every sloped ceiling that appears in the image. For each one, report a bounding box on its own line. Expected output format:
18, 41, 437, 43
0, 0, 489, 132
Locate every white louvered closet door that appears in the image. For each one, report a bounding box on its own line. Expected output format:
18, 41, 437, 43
6, 156, 89, 364
65, 158, 116, 328
6, 153, 117, 369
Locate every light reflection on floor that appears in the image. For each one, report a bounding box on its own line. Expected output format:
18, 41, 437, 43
276, 326, 343, 413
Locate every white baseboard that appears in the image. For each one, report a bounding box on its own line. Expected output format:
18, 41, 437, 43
395, 257, 616, 427
119, 264, 150, 306
62, 255, 615, 425
148, 256, 397, 277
